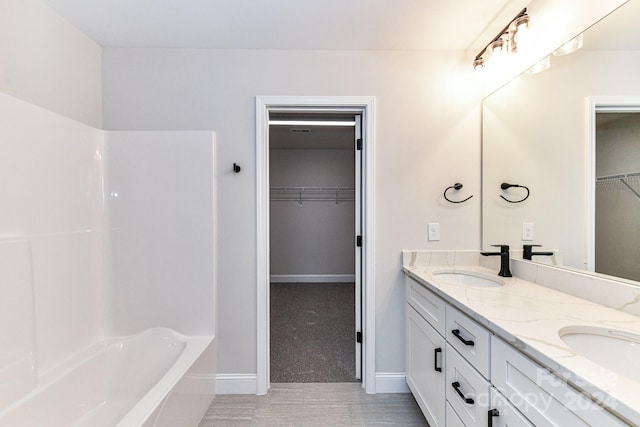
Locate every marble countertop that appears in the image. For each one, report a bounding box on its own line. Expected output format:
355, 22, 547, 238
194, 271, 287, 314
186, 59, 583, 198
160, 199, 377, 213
402, 255, 640, 424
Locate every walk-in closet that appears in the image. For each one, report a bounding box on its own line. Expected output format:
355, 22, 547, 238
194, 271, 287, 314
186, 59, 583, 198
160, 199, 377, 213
269, 113, 360, 383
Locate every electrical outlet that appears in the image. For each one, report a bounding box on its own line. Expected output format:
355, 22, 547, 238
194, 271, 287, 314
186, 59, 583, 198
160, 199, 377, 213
522, 222, 534, 241
428, 223, 440, 241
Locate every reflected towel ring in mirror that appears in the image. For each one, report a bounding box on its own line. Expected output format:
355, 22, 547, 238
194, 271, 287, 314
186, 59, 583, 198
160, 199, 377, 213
444, 183, 473, 204
500, 182, 530, 203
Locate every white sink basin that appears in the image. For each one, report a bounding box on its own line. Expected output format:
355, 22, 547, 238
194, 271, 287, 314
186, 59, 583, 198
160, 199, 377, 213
559, 326, 640, 382
432, 270, 504, 288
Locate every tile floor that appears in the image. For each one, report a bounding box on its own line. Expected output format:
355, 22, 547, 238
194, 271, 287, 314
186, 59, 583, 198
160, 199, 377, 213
198, 383, 427, 426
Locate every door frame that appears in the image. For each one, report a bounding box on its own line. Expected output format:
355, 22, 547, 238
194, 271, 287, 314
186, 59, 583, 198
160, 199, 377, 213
586, 96, 640, 271
256, 96, 376, 394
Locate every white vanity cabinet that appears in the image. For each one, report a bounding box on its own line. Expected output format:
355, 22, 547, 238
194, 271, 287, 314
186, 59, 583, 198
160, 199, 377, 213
405, 276, 447, 426
445, 342, 489, 426
489, 388, 534, 427
491, 337, 628, 427
405, 274, 630, 427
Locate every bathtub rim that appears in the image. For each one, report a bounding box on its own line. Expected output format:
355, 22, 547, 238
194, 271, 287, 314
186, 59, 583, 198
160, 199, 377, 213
115, 329, 214, 426
0, 327, 215, 425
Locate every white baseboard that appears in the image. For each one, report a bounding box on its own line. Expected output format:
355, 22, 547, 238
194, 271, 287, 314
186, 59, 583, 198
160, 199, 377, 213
215, 374, 257, 395
375, 372, 409, 393
216, 372, 407, 395
270, 274, 356, 283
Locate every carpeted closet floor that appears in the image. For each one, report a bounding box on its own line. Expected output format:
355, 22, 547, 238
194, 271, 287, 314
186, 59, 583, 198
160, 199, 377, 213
270, 282, 357, 383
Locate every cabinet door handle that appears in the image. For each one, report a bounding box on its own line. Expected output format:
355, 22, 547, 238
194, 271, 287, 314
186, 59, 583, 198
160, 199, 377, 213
451, 381, 474, 405
452, 329, 475, 346
434, 347, 442, 372
488, 409, 500, 427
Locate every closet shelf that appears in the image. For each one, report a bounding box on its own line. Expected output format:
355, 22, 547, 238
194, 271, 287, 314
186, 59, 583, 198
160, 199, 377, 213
596, 172, 640, 200
596, 171, 640, 181
270, 187, 355, 203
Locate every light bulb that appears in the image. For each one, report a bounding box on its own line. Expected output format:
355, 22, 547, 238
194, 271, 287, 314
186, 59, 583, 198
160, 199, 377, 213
526, 55, 551, 74
512, 15, 531, 53
553, 33, 584, 56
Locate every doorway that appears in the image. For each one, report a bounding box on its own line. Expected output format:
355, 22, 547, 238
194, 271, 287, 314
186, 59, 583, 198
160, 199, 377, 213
256, 96, 375, 394
269, 114, 359, 383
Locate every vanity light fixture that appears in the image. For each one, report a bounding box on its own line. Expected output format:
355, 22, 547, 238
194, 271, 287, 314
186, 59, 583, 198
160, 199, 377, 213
553, 33, 584, 56
473, 8, 529, 70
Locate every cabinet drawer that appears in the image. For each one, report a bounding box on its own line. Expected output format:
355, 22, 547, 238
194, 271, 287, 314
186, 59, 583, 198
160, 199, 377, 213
446, 343, 490, 427
406, 305, 446, 427
489, 387, 534, 427
446, 402, 466, 427
491, 337, 628, 427
446, 304, 491, 379
405, 275, 446, 336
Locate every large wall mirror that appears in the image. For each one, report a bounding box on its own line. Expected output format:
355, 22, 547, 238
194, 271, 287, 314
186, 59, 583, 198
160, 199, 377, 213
482, 0, 640, 284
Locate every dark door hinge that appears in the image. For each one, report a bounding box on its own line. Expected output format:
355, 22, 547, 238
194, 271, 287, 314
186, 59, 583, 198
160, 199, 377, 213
356, 331, 362, 343
356, 138, 362, 150
356, 235, 362, 247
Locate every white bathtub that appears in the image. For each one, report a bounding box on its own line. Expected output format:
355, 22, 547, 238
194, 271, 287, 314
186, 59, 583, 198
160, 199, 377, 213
0, 328, 216, 427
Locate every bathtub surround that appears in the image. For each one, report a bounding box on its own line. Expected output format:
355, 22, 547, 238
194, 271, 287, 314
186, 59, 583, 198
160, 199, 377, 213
0, 91, 217, 425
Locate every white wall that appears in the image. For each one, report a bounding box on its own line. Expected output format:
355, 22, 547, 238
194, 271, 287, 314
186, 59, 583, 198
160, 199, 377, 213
107, 131, 216, 336
270, 149, 355, 279
0, 0, 102, 128
0, 91, 105, 394
102, 48, 483, 380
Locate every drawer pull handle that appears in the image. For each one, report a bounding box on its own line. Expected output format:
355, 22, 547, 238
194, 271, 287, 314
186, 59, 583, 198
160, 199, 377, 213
451, 381, 474, 405
434, 347, 442, 372
488, 409, 499, 427
452, 329, 475, 346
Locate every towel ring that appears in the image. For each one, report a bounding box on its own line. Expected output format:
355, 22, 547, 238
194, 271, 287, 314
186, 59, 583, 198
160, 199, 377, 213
500, 183, 530, 203
444, 183, 473, 204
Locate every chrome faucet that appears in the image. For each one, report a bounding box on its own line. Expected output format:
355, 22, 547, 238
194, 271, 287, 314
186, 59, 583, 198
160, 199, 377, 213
481, 244, 512, 277
523, 244, 554, 261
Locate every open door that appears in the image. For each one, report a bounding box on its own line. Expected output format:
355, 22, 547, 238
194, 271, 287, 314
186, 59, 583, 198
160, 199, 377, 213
355, 114, 363, 380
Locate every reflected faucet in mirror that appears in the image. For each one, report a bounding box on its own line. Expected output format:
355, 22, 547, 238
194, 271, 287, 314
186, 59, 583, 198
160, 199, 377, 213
481, 244, 512, 277
523, 244, 554, 261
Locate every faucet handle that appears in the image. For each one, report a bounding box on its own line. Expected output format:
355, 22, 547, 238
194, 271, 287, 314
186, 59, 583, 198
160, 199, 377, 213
491, 244, 510, 253
523, 244, 541, 248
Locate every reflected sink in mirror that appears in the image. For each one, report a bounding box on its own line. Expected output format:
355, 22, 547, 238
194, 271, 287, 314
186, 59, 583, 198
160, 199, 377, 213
559, 326, 640, 382
432, 271, 504, 288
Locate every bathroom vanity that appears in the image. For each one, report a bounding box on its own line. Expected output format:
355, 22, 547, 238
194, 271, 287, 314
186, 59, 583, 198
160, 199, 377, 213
403, 251, 640, 427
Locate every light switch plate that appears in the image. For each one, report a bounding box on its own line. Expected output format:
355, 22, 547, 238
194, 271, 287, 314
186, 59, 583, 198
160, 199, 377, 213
428, 223, 440, 241
522, 222, 534, 241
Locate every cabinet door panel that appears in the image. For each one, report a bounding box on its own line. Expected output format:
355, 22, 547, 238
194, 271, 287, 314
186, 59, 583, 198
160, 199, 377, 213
491, 337, 627, 427
406, 305, 446, 427
489, 387, 534, 427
